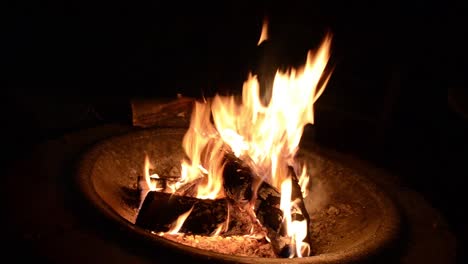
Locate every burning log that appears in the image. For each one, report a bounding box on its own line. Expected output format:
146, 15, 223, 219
222, 152, 281, 229
135, 191, 227, 235
254, 171, 311, 257
222, 152, 312, 257
222, 152, 255, 205
136, 150, 311, 257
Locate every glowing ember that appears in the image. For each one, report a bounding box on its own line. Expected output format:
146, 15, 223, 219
140, 20, 332, 258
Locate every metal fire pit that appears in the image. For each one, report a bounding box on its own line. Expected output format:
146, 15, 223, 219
75, 127, 400, 264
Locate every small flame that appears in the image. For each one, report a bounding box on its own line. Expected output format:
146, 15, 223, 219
144, 155, 159, 191
298, 166, 310, 198
167, 206, 194, 234
139, 155, 162, 209
211, 221, 230, 237
257, 18, 269, 46
280, 177, 293, 235
211, 224, 224, 236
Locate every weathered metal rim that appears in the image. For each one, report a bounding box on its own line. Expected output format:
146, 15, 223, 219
75, 127, 401, 264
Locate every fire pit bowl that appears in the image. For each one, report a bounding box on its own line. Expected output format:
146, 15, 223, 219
75, 127, 400, 263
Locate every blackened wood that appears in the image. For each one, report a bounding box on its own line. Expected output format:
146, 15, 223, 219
255, 181, 283, 232
136, 151, 311, 256
221, 152, 284, 232
221, 152, 298, 257
253, 166, 312, 257
254, 181, 291, 257
222, 152, 254, 205
135, 191, 227, 235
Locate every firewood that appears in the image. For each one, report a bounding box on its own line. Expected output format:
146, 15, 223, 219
136, 150, 311, 257
222, 152, 311, 257
220, 152, 291, 231
130, 95, 194, 128
135, 191, 227, 235
256, 166, 311, 257
255, 181, 282, 232
222, 152, 255, 205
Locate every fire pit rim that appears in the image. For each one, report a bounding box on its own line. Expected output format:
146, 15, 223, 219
75, 127, 401, 264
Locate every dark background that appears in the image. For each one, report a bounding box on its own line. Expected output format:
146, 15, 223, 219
3, 0, 463, 262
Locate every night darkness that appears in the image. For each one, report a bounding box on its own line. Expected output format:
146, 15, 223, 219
3, 0, 463, 263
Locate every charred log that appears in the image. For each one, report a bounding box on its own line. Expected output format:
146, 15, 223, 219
221, 152, 312, 257
255, 181, 282, 232
135, 191, 227, 235
259, 166, 311, 257
254, 182, 293, 257
222, 152, 255, 205
136, 150, 311, 257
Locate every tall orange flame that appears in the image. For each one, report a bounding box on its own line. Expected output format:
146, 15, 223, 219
211, 34, 332, 189
146, 20, 332, 257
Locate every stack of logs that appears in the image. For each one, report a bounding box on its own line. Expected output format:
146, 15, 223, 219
135, 150, 311, 257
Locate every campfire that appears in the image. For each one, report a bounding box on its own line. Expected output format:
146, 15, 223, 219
135, 22, 333, 258
75, 18, 400, 263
